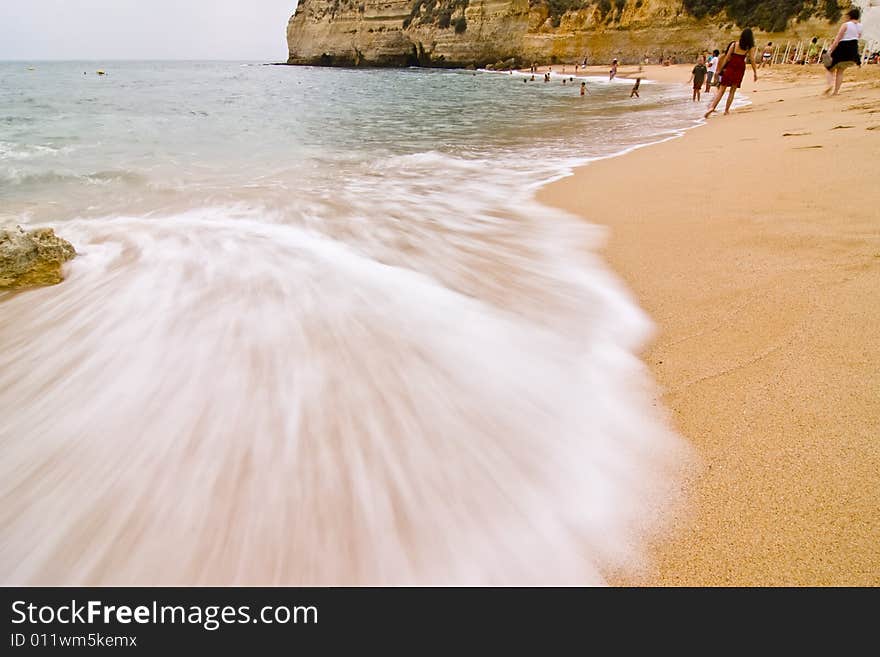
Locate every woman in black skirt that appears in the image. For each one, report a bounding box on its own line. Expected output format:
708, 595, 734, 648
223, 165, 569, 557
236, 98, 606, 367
824, 7, 863, 96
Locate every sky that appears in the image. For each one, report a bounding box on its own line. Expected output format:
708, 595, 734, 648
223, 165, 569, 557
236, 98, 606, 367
1, 1, 877, 61
1, 0, 299, 60
859, 1, 880, 43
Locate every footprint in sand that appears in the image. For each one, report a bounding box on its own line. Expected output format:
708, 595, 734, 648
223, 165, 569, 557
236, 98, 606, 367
782, 132, 810, 136
832, 125, 854, 130
846, 104, 880, 114
793, 145, 823, 149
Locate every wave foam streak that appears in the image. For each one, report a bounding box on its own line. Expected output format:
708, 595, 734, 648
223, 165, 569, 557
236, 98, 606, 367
0, 152, 689, 585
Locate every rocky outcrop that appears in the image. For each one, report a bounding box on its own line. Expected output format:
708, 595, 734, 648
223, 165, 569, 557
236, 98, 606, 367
0, 226, 76, 289
287, 0, 849, 67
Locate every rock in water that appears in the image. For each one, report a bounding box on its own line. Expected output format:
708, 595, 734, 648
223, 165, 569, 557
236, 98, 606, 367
0, 226, 76, 289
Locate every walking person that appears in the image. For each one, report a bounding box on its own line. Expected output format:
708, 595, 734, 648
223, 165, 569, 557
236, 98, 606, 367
824, 8, 863, 96
705, 29, 758, 118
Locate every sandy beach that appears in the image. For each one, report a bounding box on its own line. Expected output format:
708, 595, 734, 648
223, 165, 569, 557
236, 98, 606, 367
539, 63, 880, 585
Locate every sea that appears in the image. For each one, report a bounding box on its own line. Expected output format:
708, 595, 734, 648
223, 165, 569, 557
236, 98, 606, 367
0, 61, 703, 585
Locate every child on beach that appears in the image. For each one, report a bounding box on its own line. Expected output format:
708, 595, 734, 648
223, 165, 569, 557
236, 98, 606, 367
580, 81, 586, 96
630, 78, 640, 98
689, 56, 707, 101
609, 59, 618, 80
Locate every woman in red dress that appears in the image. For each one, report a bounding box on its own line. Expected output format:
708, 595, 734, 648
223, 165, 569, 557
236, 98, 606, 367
705, 28, 758, 119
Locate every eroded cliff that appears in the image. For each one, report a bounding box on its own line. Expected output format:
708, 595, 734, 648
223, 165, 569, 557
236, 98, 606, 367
286, 0, 851, 67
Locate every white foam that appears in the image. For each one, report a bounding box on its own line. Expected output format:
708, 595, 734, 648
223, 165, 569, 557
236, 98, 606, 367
0, 168, 690, 585
0, 73, 700, 584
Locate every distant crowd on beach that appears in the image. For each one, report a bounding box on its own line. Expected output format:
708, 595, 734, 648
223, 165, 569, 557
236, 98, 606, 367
513, 6, 869, 114
518, 58, 641, 98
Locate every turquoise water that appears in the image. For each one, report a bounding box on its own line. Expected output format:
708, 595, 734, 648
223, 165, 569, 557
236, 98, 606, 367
0, 62, 697, 585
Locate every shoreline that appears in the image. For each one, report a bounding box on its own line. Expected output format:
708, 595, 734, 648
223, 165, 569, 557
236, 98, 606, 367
0, 62, 712, 585
538, 63, 880, 585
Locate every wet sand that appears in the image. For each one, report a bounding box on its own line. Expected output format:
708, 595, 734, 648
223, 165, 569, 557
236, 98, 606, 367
539, 64, 880, 585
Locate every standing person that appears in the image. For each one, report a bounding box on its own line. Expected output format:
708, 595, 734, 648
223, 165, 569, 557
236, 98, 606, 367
630, 78, 641, 98
705, 48, 720, 91
689, 55, 708, 101
761, 42, 774, 68
580, 81, 586, 96
705, 28, 758, 118
609, 58, 618, 80
824, 8, 863, 96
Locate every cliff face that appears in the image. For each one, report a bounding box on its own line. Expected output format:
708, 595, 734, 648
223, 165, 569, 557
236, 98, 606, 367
286, 0, 529, 66
286, 0, 848, 67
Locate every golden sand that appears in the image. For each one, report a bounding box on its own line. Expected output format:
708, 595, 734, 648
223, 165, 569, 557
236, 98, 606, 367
539, 63, 880, 585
